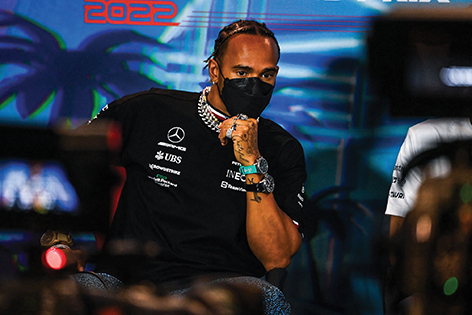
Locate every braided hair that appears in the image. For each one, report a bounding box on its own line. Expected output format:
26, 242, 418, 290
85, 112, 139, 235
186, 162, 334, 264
204, 20, 280, 67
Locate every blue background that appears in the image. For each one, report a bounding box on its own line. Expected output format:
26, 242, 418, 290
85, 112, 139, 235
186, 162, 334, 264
0, 0, 468, 313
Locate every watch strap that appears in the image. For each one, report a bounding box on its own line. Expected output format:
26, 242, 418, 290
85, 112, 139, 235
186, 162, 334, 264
245, 183, 263, 192
239, 164, 257, 175
245, 174, 275, 193
239, 156, 268, 175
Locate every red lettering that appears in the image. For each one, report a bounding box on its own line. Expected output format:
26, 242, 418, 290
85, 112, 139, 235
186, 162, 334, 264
84, 4, 106, 24
84, 0, 180, 26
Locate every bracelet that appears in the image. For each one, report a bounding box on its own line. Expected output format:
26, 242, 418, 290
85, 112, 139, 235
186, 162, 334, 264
245, 174, 275, 194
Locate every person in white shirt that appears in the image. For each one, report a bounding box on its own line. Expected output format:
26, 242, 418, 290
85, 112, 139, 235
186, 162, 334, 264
385, 117, 472, 237
384, 117, 472, 315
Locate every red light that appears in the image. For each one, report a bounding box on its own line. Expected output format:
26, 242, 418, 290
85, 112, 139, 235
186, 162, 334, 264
107, 123, 122, 152
44, 247, 67, 270
96, 306, 124, 315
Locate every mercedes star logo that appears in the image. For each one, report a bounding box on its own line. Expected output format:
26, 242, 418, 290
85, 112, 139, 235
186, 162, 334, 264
167, 127, 185, 143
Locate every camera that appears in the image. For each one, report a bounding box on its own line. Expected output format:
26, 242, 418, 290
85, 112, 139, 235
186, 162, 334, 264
368, 7, 472, 117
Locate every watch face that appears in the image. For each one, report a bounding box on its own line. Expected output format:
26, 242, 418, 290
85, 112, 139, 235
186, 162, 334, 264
257, 157, 269, 174
262, 174, 275, 193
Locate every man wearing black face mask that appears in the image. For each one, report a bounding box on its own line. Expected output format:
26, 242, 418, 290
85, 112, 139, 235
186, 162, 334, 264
205, 21, 304, 276
79, 20, 307, 315
211, 58, 275, 119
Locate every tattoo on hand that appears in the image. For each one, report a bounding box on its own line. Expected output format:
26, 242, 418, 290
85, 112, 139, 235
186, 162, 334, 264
235, 140, 249, 164
247, 122, 258, 156
248, 178, 261, 203
233, 121, 258, 164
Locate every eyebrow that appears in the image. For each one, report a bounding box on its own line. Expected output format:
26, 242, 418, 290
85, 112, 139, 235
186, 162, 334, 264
232, 64, 278, 73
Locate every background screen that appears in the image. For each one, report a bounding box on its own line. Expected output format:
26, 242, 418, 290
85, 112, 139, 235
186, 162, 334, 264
2, 1, 472, 314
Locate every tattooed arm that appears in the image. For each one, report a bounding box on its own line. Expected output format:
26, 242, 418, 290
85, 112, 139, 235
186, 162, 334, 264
219, 116, 302, 271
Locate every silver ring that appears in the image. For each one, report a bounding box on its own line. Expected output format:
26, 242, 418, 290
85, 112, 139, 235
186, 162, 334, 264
238, 114, 248, 121
226, 125, 235, 139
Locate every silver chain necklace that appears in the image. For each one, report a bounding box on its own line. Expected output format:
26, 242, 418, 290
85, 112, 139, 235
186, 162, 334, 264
198, 86, 221, 133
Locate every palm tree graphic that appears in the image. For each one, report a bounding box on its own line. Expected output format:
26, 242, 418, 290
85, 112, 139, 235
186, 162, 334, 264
0, 10, 172, 125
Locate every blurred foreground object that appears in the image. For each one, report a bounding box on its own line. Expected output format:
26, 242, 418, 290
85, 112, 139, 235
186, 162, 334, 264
0, 122, 121, 233
40, 230, 74, 247
0, 277, 263, 315
391, 165, 472, 314
42, 246, 85, 271
40, 230, 85, 272
368, 7, 472, 117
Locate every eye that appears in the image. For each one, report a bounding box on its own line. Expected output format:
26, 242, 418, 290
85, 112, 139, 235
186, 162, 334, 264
261, 72, 275, 79
236, 70, 247, 76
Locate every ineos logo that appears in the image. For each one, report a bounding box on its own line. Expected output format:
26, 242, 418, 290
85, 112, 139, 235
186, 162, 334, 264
167, 127, 185, 143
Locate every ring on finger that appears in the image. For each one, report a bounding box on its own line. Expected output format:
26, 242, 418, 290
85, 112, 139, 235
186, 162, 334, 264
226, 125, 235, 139
238, 114, 248, 121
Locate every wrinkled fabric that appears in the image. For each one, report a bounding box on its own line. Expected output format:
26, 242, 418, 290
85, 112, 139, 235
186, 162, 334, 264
71, 272, 124, 293
73, 272, 290, 315
213, 277, 291, 315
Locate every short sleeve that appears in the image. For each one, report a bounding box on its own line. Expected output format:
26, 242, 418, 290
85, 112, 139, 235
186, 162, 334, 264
385, 127, 426, 217
271, 138, 307, 232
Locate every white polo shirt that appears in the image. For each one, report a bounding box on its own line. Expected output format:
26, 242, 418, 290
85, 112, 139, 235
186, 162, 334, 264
385, 117, 472, 218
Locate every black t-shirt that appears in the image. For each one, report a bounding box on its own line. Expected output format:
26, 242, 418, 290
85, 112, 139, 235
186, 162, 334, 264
91, 88, 307, 287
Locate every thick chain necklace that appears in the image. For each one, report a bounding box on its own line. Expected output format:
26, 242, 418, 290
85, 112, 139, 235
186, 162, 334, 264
198, 86, 221, 133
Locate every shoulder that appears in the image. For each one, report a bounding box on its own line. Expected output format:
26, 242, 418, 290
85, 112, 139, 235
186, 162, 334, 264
401, 117, 472, 156
258, 117, 305, 162
259, 117, 301, 147
88, 88, 201, 127
92, 88, 199, 122
406, 117, 469, 141
409, 117, 470, 134
111, 88, 200, 107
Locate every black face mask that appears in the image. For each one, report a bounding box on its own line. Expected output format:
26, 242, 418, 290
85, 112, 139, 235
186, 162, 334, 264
216, 63, 275, 119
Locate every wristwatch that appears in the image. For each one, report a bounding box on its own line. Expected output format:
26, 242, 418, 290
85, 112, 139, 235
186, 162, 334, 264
245, 174, 275, 193
239, 156, 269, 175
40, 230, 74, 247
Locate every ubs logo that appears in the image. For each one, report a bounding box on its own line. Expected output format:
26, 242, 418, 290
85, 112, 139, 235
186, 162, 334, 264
155, 151, 182, 164
167, 127, 185, 143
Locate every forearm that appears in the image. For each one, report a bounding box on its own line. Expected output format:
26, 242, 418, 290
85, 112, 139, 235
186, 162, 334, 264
389, 215, 405, 266
245, 174, 302, 271
389, 215, 405, 239
218, 116, 303, 270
